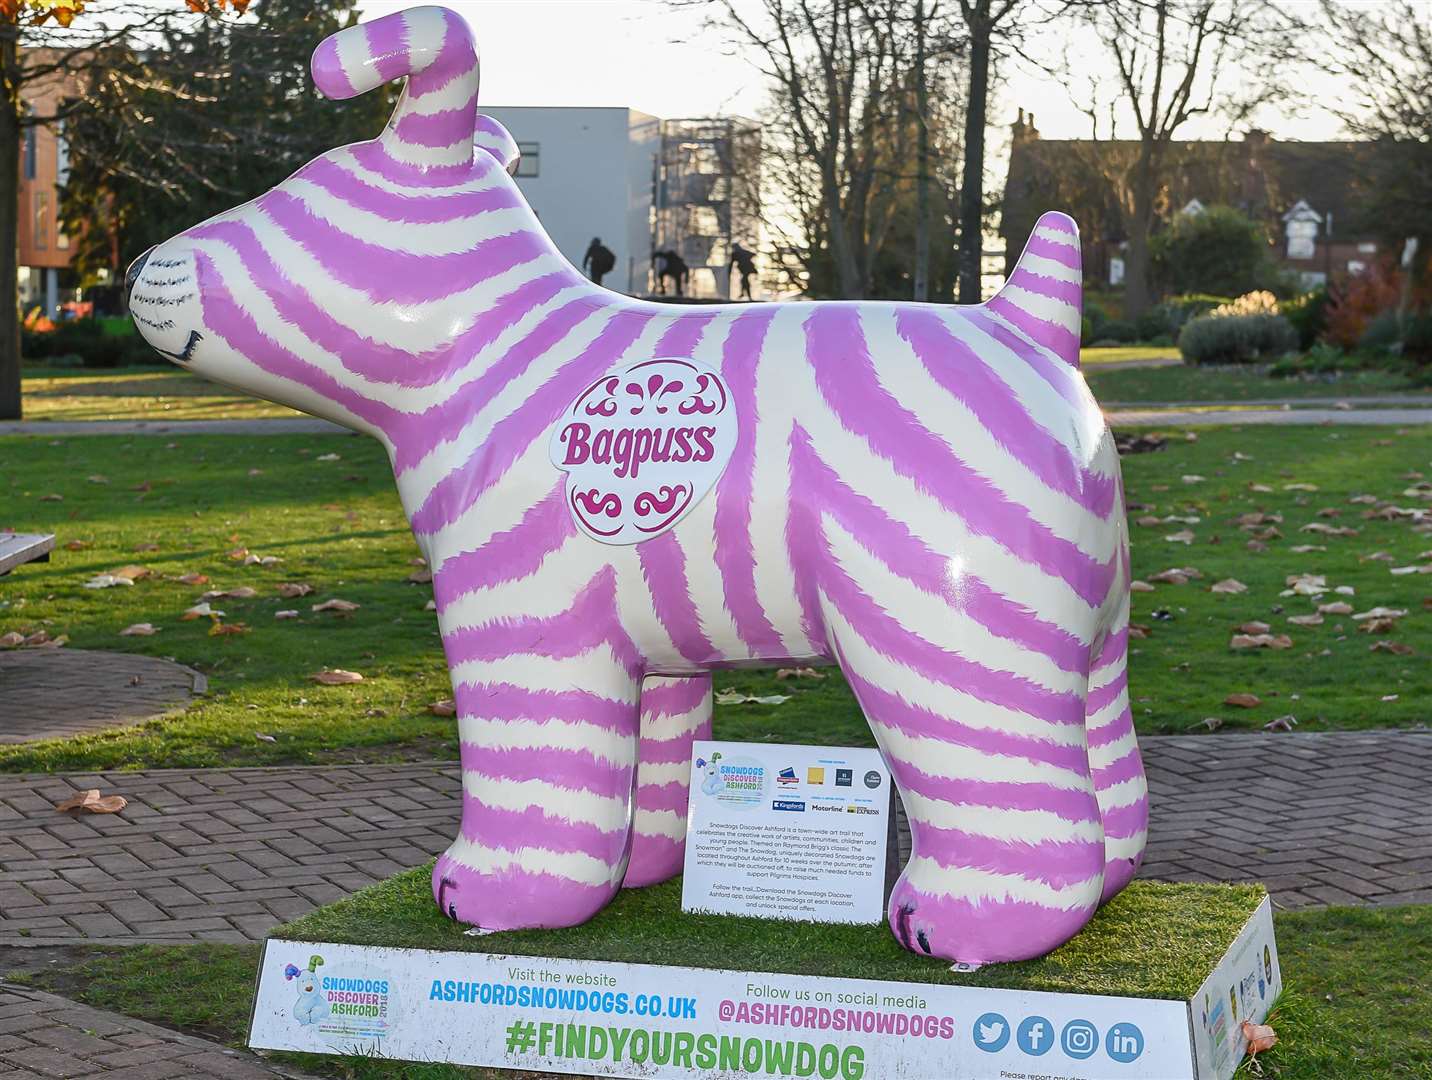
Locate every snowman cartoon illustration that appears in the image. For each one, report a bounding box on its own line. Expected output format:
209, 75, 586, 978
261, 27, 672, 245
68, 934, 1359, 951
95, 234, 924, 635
284, 955, 330, 1027
696, 753, 725, 796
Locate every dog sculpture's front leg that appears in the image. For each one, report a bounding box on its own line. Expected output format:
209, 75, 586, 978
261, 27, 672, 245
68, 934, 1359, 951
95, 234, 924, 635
431, 571, 643, 930
624, 674, 713, 888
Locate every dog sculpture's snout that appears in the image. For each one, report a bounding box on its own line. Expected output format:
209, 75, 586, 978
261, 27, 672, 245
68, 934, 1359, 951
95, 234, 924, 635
124, 246, 154, 307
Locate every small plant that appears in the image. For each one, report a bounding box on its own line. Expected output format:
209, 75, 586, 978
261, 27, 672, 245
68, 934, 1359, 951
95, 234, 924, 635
1210, 290, 1280, 319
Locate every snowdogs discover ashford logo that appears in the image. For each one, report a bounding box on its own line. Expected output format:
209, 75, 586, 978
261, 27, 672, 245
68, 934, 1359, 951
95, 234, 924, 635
550, 357, 737, 544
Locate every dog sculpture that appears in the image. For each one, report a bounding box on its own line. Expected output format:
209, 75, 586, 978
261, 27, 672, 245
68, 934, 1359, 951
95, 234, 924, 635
127, 5, 1146, 966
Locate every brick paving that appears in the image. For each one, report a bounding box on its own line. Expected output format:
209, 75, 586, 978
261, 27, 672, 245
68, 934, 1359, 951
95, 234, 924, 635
0, 651, 205, 745
0, 732, 1428, 947
0, 982, 313, 1078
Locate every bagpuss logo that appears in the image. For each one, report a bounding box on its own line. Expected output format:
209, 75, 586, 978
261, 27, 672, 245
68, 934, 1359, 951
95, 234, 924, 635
550, 357, 737, 544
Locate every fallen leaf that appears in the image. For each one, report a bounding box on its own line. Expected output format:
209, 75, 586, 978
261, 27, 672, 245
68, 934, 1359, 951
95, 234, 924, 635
244, 554, 284, 567
275, 610, 300, 620
1300, 522, 1359, 537
1224, 693, 1262, 708
175, 573, 210, 586
182, 603, 224, 620
1334, 585, 1356, 596
311, 669, 364, 685
226, 547, 249, 560
1383, 694, 1400, 702
0, 631, 25, 648
112, 565, 152, 581
1237, 621, 1272, 634
1391, 564, 1432, 576
1210, 579, 1247, 594
1136, 515, 1161, 527
1191, 717, 1224, 732
424, 599, 437, 611
430, 699, 456, 716
1287, 613, 1324, 627
1164, 529, 1196, 544
1370, 640, 1415, 655
83, 574, 134, 589
254, 733, 277, 742
1150, 567, 1201, 584
119, 623, 159, 636
1357, 617, 1400, 634
63, 539, 90, 551
1348, 493, 1378, 505
132, 542, 160, 553
1315, 508, 1341, 518
209, 622, 250, 637
1130, 580, 1155, 592
24, 632, 67, 649
54, 789, 127, 814
1284, 482, 1319, 492
407, 567, 434, 584
39, 493, 63, 502
1128, 623, 1152, 638
1263, 715, 1298, 732
1248, 483, 1274, 493
87, 474, 109, 485
277, 583, 314, 598
313, 598, 360, 613
1360, 551, 1396, 563
1353, 606, 1407, 621
1242, 1021, 1278, 1056
316, 453, 342, 461
1289, 544, 1326, 554
1318, 601, 1354, 615
1181, 474, 1206, 485
201, 586, 258, 600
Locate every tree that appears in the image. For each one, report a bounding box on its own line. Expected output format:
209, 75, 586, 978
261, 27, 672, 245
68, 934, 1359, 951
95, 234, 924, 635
58, 0, 390, 286
1150, 204, 1275, 297
1, 0, 247, 420
1071, 0, 1300, 316
703, 0, 965, 300
1321, 1, 1432, 314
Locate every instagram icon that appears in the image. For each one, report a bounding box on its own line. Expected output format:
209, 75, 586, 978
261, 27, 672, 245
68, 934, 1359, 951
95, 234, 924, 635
1061, 1019, 1099, 1060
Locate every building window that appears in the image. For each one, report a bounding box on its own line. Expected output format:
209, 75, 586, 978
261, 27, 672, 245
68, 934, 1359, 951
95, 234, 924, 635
515, 141, 540, 178
23, 123, 37, 180
33, 191, 48, 250
1346, 260, 1366, 276
55, 121, 70, 187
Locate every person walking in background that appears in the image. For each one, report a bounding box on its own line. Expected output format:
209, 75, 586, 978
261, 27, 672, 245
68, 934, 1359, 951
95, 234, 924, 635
729, 242, 757, 300
583, 237, 616, 287
654, 250, 689, 297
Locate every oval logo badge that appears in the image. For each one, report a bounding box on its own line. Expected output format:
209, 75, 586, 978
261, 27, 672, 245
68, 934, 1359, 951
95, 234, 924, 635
550, 357, 737, 545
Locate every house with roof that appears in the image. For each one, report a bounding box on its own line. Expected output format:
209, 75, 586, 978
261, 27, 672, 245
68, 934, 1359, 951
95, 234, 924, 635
999, 112, 1382, 292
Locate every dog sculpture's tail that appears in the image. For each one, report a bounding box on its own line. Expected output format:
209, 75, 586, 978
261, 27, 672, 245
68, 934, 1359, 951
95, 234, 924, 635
311, 5, 483, 171
987, 210, 1084, 368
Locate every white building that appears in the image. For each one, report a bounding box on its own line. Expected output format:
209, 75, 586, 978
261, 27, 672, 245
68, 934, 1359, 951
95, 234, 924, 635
482, 106, 661, 295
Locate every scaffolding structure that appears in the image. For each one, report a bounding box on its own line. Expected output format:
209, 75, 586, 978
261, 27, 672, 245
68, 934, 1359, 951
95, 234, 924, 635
652, 118, 762, 300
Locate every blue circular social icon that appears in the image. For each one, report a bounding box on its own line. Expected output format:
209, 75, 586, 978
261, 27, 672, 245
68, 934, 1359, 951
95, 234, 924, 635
1106, 1021, 1145, 1063
972, 1012, 1010, 1052
1060, 1019, 1099, 1060
1016, 1015, 1053, 1056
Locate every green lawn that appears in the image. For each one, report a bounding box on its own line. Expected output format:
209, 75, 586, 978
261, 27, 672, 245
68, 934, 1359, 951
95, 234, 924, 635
18, 364, 303, 421
9, 891, 1428, 1080
2, 424, 1430, 774
1088, 362, 1427, 404
1080, 345, 1182, 366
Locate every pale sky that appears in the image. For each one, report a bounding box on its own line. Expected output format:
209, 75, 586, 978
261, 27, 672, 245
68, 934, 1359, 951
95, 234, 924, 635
357, 0, 1349, 143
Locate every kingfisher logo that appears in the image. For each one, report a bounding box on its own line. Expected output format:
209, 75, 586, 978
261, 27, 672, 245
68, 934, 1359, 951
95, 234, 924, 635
776, 767, 799, 787
772, 799, 806, 812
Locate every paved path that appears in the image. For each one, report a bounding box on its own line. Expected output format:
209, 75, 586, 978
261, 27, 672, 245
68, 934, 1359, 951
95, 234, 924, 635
1102, 394, 1432, 410
0, 982, 313, 1078
1106, 405, 1432, 427
1, 732, 1428, 946
0, 651, 205, 745
5, 400, 1432, 440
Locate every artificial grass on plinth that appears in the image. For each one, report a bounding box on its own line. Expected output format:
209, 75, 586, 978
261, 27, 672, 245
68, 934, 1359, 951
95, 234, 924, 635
274, 862, 1264, 1002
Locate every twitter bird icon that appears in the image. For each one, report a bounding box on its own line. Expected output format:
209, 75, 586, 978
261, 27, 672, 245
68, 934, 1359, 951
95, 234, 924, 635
973, 1012, 1010, 1052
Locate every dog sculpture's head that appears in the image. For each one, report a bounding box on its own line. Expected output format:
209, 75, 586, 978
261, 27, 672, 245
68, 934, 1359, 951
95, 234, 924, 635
127, 6, 544, 435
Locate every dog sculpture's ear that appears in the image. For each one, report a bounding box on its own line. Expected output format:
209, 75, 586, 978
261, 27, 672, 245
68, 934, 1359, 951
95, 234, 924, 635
475, 114, 522, 176
311, 6, 482, 172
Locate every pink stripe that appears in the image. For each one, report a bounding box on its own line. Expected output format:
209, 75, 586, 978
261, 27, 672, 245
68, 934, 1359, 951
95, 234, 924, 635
637, 535, 717, 665
394, 89, 481, 148
640, 675, 710, 718
444, 572, 632, 667
460, 795, 625, 863
433, 857, 613, 929
451, 684, 637, 731
1019, 234, 1081, 268
365, 11, 412, 85
711, 311, 783, 655
1100, 799, 1148, 840
632, 781, 690, 815
349, 139, 477, 186
1005, 266, 1082, 308
310, 37, 357, 98
467, 744, 634, 792
256, 189, 548, 305
410, 310, 648, 533
913, 826, 1105, 889
300, 155, 524, 223
405, 11, 476, 99
434, 485, 571, 608
968, 309, 1085, 405
985, 297, 1081, 366
807, 307, 1113, 607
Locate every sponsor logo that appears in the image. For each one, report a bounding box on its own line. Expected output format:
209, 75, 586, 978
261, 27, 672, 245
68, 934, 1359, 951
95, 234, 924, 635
863, 770, 883, 789
806, 767, 825, 785
1061, 1019, 1099, 1060
550, 357, 736, 545
845, 805, 880, 816
1105, 1021, 1145, 1063
810, 803, 844, 813
776, 767, 799, 788
835, 768, 853, 787
972, 1012, 1009, 1052
697, 756, 766, 809
772, 799, 806, 812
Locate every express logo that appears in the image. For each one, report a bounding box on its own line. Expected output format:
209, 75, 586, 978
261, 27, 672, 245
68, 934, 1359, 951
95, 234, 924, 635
551, 357, 737, 544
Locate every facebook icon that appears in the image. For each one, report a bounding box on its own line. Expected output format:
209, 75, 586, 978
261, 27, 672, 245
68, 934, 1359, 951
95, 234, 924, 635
1016, 1015, 1052, 1056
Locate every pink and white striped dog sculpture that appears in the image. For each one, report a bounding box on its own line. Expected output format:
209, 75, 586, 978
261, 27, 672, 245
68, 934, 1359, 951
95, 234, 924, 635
128, 5, 1145, 965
